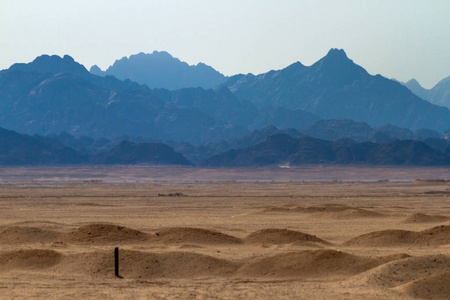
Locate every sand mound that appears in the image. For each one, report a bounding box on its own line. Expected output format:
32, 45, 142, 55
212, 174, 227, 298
362, 254, 450, 289
0, 226, 60, 244
328, 209, 386, 219
344, 225, 450, 247
245, 228, 329, 245
56, 250, 240, 279
302, 204, 355, 213
237, 249, 407, 279
155, 227, 242, 245
343, 229, 420, 247
0, 249, 62, 271
403, 213, 450, 223
395, 271, 450, 299
61, 224, 149, 244
262, 204, 385, 219
420, 225, 450, 245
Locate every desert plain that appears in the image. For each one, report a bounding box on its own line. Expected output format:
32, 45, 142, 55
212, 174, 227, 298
0, 165, 449, 299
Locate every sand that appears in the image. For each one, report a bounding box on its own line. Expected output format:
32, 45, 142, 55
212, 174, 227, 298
0, 165, 449, 299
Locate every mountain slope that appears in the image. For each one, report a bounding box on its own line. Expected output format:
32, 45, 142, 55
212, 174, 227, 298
404, 77, 450, 108
225, 49, 450, 131
91, 51, 227, 90
202, 134, 450, 167
92, 141, 193, 165
0, 55, 249, 144
0, 127, 87, 165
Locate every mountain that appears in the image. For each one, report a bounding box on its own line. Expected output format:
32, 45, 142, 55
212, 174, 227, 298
0, 127, 87, 165
404, 77, 450, 108
224, 49, 450, 131
299, 119, 373, 142
0, 55, 250, 144
175, 125, 305, 163
8, 54, 144, 91
90, 51, 227, 90
203, 134, 450, 167
92, 141, 192, 165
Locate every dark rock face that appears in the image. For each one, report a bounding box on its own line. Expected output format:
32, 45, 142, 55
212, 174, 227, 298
92, 51, 227, 90
202, 134, 450, 167
0, 127, 87, 165
224, 49, 450, 131
92, 141, 193, 165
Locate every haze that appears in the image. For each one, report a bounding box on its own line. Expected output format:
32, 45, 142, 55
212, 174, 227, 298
2, 0, 449, 88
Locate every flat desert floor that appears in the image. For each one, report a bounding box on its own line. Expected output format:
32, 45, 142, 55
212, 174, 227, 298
0, 165, 449, 299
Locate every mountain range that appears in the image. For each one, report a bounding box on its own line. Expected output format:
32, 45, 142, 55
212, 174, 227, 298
203, 134, 450, 167
224, 49, 450, 131
403, 77, 450, 108
90, 51, 226, 90
1, 49, 450, 166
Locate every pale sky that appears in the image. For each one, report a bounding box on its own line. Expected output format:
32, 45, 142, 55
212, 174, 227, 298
2, 0, 449, 88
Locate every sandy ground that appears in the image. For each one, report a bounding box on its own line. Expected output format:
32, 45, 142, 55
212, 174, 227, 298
0, 165, 449, 299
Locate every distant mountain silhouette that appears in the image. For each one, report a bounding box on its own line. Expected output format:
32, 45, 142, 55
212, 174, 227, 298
403, 77, 450, 108
300, 119, 373, 142
92, 141, 192, 165
90, 51, 227, 90
203, 134, 450, 167
0, 55, 250, 144
2, 51, 450, 147
0, 127, 87, 165
175, 125, 305, 163
224, 49, 450, 131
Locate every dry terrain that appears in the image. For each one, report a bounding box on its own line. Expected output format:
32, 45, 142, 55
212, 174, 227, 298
0, 165, 449, 299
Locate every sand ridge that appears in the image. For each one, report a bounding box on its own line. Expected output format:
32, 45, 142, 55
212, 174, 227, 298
394, 271, 450, 299
262, 204, 388, 219
154, 227, 243, 245
244, 228, 330, 246
61, 223, 150, 244
343, 225, 450, 247
0, 226, 60, 244
237, 249, 409, 279
0, 249, 62, 271
403, 212, 450, 223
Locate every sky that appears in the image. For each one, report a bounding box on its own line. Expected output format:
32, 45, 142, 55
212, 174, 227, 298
2, 0, 449, 88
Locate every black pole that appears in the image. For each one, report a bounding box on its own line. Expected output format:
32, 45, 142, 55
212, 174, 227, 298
114, 247, 119, 277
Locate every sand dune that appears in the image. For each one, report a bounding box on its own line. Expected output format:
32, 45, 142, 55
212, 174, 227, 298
0, 226, 60, 244
403, 212, 450, 223
55, 250, 240, 279
244, 228, 329, 245
343, 225, 450, 247
61, 224, 149, 244
0, 249, 62, 271
237, 249, 408, 279
395, 271, 450, 300
263, 204, 386, 219
155, 227, 243, 245
361, 254, 450, 289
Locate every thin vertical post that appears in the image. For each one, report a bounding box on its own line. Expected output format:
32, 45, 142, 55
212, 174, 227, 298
114, 247, 119, 277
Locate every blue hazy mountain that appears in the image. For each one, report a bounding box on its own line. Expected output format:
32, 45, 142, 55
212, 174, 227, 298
91, 140, 193, 165
403, 77, 450, 108
203, 134, 450, 167
1, 54, 319, 144
90, 51, 227, 90
2, 50, 450, 149
0, 127, 87, 165
224, 49, 450, 131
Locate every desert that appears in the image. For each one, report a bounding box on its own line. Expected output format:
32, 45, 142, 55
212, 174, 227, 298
0, 165, 448, 299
